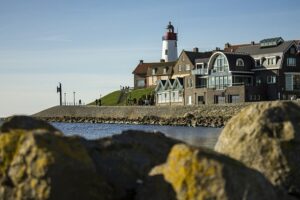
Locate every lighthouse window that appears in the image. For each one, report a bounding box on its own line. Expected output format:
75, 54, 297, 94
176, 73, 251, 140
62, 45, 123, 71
165, 49, 168, 55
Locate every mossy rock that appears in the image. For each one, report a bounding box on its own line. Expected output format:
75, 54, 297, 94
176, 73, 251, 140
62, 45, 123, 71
146, 144, 288, 200
0, 126, 112, 199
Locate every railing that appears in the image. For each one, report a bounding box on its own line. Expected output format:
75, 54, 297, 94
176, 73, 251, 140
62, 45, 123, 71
63, 102, 86, 106
191, 68, 208, 75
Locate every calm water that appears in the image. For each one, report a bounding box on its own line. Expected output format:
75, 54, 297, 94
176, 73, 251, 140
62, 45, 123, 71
0, 119, 221, 149
51, 122, 221, 149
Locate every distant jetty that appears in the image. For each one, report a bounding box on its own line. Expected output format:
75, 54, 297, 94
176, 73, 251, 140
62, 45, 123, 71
33, 104, 254, 127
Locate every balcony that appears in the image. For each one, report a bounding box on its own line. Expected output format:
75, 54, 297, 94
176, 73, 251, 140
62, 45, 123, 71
191, 68, 208, 75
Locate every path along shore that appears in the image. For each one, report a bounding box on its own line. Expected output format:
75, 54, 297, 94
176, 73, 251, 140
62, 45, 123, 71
33, 103, 257, 127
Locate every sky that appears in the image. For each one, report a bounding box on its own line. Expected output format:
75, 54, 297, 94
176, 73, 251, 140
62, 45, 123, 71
0, 0, 300, 117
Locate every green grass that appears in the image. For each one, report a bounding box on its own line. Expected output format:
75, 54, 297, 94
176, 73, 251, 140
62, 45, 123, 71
129, 87, 154, 101
89, 87, 155, 106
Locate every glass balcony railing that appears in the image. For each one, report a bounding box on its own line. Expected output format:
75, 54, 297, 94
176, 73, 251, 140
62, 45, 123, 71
191, 68, 208, 75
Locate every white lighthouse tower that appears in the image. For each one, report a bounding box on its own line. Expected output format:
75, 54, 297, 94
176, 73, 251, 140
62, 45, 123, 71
161, 22, 178, 62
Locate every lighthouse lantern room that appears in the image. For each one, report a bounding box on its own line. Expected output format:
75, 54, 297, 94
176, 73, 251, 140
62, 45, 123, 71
161, 22, 178, 62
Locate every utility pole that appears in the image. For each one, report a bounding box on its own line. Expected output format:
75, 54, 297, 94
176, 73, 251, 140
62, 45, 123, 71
73, 91, 76, 106
57, 83, 62, 106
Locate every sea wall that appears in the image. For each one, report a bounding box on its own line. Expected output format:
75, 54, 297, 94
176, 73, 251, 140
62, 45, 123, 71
33, 103, 254, 127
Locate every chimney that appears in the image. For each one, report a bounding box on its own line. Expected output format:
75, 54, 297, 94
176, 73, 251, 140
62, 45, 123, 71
193, 47, 199, 52
215, 47, 220, 51
225, 43, 231, 48
160, 59, 165, 63
251, 41, 255, 45
139, 60, 144, 64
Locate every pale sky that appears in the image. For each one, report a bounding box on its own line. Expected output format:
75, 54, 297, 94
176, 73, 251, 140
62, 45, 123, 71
0, 0, 300, 117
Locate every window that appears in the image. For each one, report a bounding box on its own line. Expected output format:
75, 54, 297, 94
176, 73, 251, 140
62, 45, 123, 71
165, 49, 168, 55
163, 68, 167, 74
188, 96, 192, 105
290, 47, 296, 54
267, 76, 276, 84
236, 58, 244, 67
186, 64, 191, 71
294, 75, 300, 90
178, 65, 182, 72
256, 77, 262, 86
255, 59, 261, 67
267, 57, 276, 65
152, 68, 156, 75
287, 58, 296, 66
213, 54, 229, 73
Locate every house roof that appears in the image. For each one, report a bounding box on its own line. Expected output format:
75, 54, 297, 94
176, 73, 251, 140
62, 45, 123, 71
146, 61, 176, 76
183, 51, 212, 65
195, 57, 210, 64
235, 40, 295, 55
224, 43, 255, 52
132, 61, 176, 75
223, 52, 254, 71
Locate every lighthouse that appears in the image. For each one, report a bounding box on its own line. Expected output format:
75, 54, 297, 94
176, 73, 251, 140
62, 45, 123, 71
161, 22, 178, 62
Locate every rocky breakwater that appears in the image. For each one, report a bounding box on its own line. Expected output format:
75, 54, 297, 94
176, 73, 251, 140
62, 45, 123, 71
0, 101, 299, 199
34, 104, 249, 127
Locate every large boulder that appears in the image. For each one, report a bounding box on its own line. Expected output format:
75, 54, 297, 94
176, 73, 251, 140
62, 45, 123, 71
84, 130, 180, 199
1, 116, 59, 133
215, 101, 300, 197
146, 144, 286, 200
0, 116, 181, 200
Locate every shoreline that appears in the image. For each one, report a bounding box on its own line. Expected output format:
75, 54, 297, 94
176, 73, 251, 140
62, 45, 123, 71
32, 104, 254, 127
38, 115, 229, 128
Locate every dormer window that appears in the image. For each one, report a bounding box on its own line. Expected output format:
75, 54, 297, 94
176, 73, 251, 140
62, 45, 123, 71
152, 68, 157, 75
290, 47, 296, 54
163, 67, 168, 74
236, 58, 244, 67
266, 57, 276, 65
255, 59, 261, 67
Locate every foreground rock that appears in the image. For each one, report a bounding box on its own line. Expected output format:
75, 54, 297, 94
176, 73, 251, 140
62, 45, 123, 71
84, 130, 180, 199
142, 144, 284, 200
0, 116, 180, 200
215, 101, 300, 197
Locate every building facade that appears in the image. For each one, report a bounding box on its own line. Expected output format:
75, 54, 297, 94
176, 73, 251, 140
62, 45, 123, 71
183, 37, 300, 105
155, 78, 184, 105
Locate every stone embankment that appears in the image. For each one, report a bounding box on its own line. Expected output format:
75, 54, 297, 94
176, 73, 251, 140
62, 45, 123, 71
33, 104, 252, 127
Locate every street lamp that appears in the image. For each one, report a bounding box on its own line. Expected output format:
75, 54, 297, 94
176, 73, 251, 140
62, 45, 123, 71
64, 93, 66, 105
73, 91, 76, 106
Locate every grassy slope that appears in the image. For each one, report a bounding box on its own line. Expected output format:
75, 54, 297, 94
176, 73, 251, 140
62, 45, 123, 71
90, 87, 154, 106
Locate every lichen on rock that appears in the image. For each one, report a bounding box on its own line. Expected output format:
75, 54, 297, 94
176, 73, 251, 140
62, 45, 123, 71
148, 144, 285, 200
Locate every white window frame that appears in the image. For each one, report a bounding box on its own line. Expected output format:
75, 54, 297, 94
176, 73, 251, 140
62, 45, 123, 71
287, 57, 296, 67
178, 65, 182, 72
186, 64, 191, 71
255, 59, 261, 67
163, 68, 167, 74
267, 75, 276, 84
236, 58, 244, 67
152, 68, 156, 75
266, 56, 276, 65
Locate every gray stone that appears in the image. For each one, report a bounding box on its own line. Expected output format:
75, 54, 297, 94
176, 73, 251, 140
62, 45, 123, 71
215, 101, 300, 197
